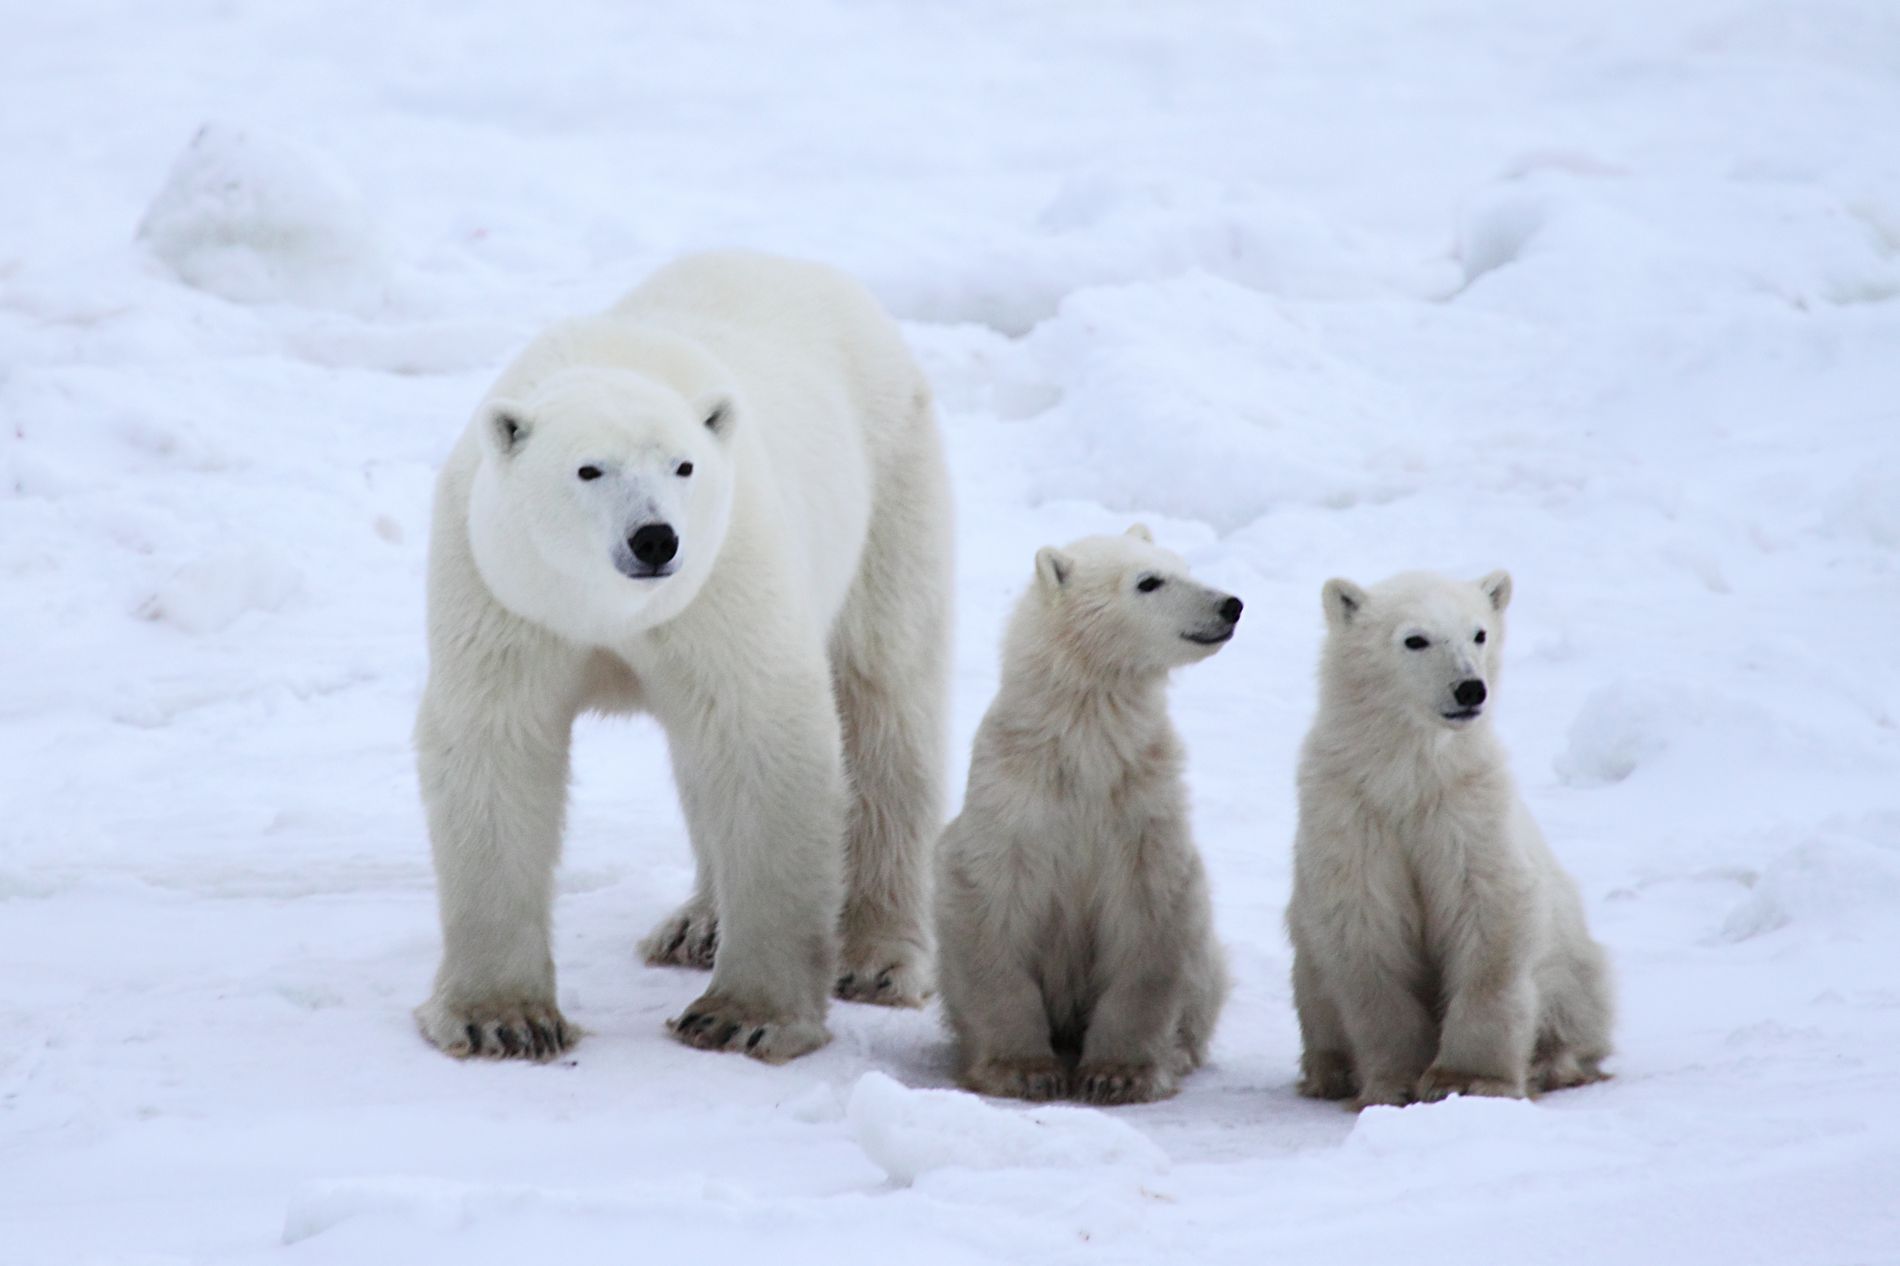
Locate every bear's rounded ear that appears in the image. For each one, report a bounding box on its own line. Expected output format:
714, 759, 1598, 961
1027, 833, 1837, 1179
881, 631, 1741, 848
1035, 546, 1074, 592
1479, 569, 1513, 613
1125, 523, 1154, 544
702, 397, 734, 438
1321, 578, 1368, 628
481, 401, 530, 460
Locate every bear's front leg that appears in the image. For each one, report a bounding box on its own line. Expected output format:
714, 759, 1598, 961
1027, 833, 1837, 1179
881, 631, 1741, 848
653, 648, 845, 1063
1075, 922, 1190, 1105
1417, 965, 1536, 1102
1417, 881, 1537, 1102
414, 666, 583, 1062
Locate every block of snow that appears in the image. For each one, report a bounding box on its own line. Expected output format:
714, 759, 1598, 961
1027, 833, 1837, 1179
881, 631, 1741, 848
136, 547, 301, 634
844, 1071, 1167, 1187
137, 123, 389, 310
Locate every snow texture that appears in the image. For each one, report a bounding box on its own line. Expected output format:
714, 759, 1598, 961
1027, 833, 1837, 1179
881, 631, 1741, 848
3, 1, 1899, 1263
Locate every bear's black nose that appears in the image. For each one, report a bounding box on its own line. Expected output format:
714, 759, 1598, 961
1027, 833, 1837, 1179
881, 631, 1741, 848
1454, 679, 1487, 708
629, 523, 679, 568
1220, 596, 1243, 623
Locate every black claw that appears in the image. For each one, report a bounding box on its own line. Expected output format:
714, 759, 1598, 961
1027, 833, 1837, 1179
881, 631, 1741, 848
875, 969, 894, 991
497, 1026, 522, 1056
716, 1021, 741, 1045
666, 926, 689, 955
677, 1011, 702, 1031
527, 1020, 554, 1058
837, 973, 856, 991
554, 1018, 570, 1049
746, 1027, 767, 1051
464, 1023, 483, 1054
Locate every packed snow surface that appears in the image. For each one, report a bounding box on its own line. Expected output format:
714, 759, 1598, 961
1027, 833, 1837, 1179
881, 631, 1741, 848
3, 1, 1898, 1262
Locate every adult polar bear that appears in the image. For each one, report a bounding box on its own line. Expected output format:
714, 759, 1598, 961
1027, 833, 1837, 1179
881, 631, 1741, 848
414, 251, 951, 1063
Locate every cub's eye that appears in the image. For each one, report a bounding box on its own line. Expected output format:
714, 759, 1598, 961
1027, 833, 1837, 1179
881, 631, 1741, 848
577, 465, 602, 481
677, 461, 694, 477
1474, 629, 1487, 644
1137, 576, 1164, 593
1404, 635, 1429, 650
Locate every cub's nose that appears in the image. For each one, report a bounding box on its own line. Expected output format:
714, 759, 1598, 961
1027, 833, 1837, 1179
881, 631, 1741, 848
1219, 596, 1243, 624
629, 522, 679, 568
1454, 679, 1487, 708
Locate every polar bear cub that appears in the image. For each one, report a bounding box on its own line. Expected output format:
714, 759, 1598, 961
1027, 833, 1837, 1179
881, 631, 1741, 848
936, 526, 1235, 1104
414, 251, 951, 1065
1287, 570, 1612, 1107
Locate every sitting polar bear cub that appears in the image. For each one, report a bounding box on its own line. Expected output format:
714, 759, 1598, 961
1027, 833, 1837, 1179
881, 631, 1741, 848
415, 251, 952, 1063
936, 526, 1236, 1104
1287, 570, 1612, 1107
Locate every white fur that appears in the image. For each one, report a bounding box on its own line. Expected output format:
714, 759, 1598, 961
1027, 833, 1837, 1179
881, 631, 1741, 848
1287, 570, 1613, 1107
936, 527, 1235, 1105
415, 251, 952, 1063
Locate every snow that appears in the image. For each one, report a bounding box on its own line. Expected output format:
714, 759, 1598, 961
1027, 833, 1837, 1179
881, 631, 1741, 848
3, 1, 1899, 1262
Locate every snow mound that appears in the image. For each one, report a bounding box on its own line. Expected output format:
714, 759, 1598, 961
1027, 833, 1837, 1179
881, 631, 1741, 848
1016, 273, 1414, 532
844, 1071, 1167, 1187
137, 123, 389, 309
1554, 681, 1676, 787
1345, 1094, 1625, 1180
1721, 821, 1900, 941
285, 1176, 478, 1243
1553, 679, 1840, 789
874, 172, 1427, 336
135, 546, 302, 634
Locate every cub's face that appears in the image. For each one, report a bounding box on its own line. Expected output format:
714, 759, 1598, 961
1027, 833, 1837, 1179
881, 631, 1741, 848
1322, 569, 1512, 729
1035, 525, 1244, 674
470, 367, 736, 633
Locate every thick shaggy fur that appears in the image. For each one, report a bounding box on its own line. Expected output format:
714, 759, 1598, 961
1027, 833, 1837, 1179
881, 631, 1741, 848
414, 251, 951, 1064
936, 527, 1235, 1105
1287, 570, 1613, 1107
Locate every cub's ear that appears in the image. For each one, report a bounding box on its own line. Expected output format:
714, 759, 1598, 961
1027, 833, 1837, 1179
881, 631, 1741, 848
1035, 546, 1074, 592
1479, 569, 1513, 613
701, 396, 734, 437
1125, 523, 1154, 543
1321, 578, 1368, 628
481, 401, 530, 460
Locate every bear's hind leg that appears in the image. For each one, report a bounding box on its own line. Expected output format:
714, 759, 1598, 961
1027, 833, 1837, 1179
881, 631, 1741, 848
829, 413, 952, 1008
639, 850, 719, 969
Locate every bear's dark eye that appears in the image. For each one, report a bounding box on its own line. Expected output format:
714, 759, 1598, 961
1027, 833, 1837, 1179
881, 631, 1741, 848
1137, 576, 1164, 593
1474, 629, 1487, 644
577, 465, 602, 481
677, 461, 694, 477
1404, 635, 1429, 650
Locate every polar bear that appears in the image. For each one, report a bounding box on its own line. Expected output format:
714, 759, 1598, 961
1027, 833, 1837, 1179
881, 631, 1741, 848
1286, 570, 1612, 1107
414, 251, 951, 1064
936, 526, 1235, 1105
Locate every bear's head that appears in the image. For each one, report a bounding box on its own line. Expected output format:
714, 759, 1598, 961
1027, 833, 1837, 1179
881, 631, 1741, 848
1020, 524, 1244, 678
1320, 569, 1512, 730
466, 365, 736, 640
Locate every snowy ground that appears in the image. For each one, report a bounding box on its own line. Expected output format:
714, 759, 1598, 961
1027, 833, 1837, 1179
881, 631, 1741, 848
4, 1, 1900, 1261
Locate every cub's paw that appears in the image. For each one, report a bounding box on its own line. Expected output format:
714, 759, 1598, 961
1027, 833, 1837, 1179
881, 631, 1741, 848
1075, 1061, 1174, 1106
963, 1055, 1070, 1102
666, 991, 829, 1064
1531, 1051, 1611, 1094
1416, 1066, 1526, 1103
1352, 1078, 1416, 1111
415, 993, 578, 1063
1297, 1050, 1357, 1101
641, 901, 718, 969
835, 937, 931, 1008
